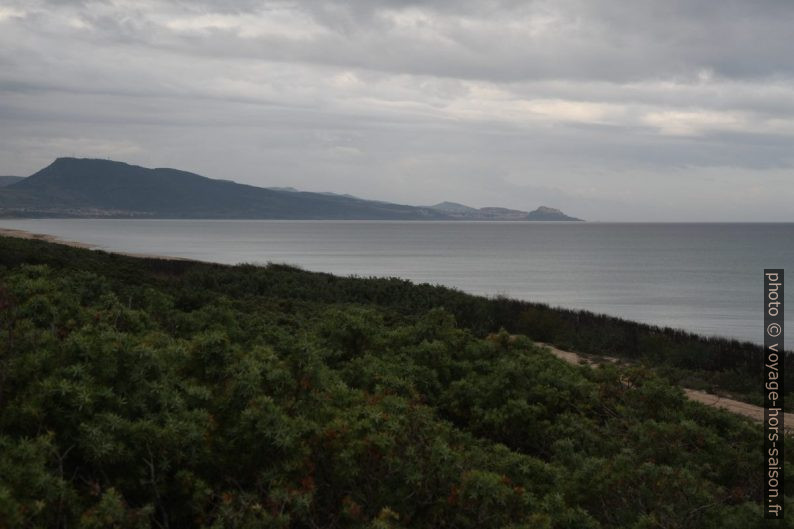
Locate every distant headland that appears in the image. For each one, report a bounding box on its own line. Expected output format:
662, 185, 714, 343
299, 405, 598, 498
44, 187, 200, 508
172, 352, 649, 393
0, 158, 583, 221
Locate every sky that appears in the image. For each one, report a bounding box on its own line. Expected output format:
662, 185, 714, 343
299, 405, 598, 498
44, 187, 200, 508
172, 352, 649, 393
1, 0, 793, 221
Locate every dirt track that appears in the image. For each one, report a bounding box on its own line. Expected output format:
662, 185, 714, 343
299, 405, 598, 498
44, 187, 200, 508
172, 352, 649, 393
537, 342, 794, 431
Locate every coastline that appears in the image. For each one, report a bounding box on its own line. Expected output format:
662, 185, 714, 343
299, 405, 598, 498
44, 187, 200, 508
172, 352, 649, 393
1, 224, 782, 427
0, 227, 95, 249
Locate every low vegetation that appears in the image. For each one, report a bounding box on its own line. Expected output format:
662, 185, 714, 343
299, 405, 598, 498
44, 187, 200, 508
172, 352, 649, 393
0, 236, 790, 528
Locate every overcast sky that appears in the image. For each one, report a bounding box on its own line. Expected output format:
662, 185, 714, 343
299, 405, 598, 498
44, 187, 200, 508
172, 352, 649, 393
1, 0, 793, 220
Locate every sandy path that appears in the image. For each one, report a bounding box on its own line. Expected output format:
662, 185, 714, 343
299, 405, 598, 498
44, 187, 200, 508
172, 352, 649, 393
537, 342, 794, 430
680, 388, 792, 427
537, 342, 619, 366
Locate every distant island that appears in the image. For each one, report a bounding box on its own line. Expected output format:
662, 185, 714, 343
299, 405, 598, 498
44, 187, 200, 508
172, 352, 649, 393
0, 158, 583, 221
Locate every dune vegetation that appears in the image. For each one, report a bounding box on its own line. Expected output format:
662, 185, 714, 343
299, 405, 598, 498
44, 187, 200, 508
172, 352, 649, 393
0, 235, 790, 528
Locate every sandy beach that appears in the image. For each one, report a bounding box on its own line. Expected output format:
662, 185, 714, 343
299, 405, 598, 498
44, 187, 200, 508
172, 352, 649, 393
0, 226, 185, 260
0, 226, 95, 249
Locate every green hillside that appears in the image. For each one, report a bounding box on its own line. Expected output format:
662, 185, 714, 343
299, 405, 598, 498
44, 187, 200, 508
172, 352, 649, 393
0, 158, 447, 220
0, 236, 789, 528
0, 176, 23, 188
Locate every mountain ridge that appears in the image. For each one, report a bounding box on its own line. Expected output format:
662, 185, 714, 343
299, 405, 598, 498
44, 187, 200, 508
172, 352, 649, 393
0, 158, 582, 221
427, 201, 581, 221
0, 176, 23, 187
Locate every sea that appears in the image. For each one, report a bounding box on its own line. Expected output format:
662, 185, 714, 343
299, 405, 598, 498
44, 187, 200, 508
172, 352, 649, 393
1, 219, 791, 345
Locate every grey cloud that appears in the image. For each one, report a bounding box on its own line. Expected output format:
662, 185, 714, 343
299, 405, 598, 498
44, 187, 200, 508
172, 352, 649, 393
177, 0, 794, 82
22, 0, 794, 82
0, 0, 793, 220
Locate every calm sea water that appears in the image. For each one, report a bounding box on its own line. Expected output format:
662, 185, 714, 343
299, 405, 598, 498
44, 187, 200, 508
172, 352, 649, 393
1, 219, 791, 345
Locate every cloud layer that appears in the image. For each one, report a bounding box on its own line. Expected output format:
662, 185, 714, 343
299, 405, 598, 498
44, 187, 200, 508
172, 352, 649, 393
1, 0, 793, 220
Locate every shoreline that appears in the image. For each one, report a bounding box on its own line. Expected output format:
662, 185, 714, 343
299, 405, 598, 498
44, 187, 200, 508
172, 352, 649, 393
0, 224, 773, 345
0, 227, 95, 250
1, 227, 788, 425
